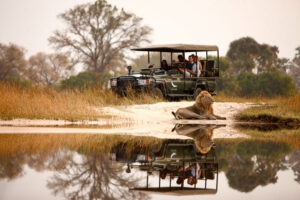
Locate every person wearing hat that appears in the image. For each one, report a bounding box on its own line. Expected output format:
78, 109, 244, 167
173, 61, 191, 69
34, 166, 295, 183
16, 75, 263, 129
147, 63, 154, 69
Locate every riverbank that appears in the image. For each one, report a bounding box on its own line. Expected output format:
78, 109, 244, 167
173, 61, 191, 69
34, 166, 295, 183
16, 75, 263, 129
234, 94, 300, 126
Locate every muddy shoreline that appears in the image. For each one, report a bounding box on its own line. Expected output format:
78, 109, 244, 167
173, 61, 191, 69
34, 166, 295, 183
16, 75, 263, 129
235, 114, 300, 128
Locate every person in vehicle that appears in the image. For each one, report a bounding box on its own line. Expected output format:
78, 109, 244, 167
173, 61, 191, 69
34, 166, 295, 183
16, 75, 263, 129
148, 63, 154, 69
160, 60, 171, 71
178, 55, 196, 76
177, 55, 185, 63
193, 56, 202, 77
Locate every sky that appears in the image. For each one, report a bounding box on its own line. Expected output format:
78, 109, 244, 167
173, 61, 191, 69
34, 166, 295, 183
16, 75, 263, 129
0, 0, 300, 60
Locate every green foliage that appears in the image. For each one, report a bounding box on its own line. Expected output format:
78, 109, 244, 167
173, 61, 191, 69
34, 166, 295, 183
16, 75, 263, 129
216, 72, 239, 95
2, 76, 32, 88
227, 37, 279, 73
217, 57, 298, 97
237, 69, 298, 97
60, 71, 112, 90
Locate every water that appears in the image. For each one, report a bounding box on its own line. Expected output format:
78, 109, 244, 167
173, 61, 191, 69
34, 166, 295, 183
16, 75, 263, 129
0, 123, 299, 200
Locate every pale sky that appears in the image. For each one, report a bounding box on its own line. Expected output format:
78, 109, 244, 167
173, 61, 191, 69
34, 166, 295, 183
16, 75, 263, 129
0, 0, 300, 60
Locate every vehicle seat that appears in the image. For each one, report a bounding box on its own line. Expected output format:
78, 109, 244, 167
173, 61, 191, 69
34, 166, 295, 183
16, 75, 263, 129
206, 60, 215, 77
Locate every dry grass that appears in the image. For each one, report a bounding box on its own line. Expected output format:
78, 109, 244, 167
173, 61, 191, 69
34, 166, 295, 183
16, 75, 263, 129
236, 94, 300, 121
215, 93, 300, 121
0, 134, 164, 157
0, 83, 164, 120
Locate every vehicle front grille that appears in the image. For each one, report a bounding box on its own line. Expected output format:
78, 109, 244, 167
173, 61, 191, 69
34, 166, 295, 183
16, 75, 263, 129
117, 77, 136, 90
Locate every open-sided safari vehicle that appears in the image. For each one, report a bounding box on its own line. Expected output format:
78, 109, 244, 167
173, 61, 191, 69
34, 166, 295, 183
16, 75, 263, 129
110, 44, 220, 99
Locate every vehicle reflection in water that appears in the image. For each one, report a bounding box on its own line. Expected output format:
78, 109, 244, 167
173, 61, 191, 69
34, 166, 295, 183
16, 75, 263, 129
110, 136, 219, 195
0, 123, 300, 200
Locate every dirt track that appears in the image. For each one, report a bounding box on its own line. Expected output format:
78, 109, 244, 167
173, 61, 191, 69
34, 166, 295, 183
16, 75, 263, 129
0, 101, 252, 138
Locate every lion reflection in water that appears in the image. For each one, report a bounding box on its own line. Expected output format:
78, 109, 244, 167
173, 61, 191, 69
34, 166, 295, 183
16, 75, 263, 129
173, 124, 224, 154
172, 91, 226, 120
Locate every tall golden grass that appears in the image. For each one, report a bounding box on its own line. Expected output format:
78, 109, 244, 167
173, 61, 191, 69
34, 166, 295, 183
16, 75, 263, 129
236, 94, 300, 120
215, 93, 300, 120
0, 83, 164, 120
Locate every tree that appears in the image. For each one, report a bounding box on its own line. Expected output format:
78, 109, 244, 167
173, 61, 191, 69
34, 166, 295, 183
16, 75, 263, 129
226, 37, 279, 73
49, 0, 151, 73
289, 46, 300, 89
0, 43, 27, 80
27, 52, 73, 86
257, 44, 278, 73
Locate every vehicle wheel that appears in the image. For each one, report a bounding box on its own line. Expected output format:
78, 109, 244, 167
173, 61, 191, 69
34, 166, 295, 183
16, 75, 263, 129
193, 88, 202, 100
152, 87, 164, 99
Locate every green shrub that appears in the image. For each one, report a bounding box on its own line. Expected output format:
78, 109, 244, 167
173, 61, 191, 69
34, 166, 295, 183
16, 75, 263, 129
60, 71, 112, 90
236, 69, 298, 97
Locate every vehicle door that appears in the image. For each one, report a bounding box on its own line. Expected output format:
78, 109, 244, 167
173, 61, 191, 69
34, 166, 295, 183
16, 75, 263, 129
164, 73, 185, 94
184, 75, 197, 94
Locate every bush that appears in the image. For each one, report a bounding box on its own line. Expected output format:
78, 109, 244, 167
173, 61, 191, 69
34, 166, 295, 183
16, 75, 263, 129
237, 69, 298, 97
216, 72, 239, 95
217, 69, 298, 97
60, 71, 112, 90
3, 76, 32, 88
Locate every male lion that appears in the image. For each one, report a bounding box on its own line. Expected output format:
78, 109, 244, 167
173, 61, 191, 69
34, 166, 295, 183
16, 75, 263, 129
172, 91, 226, 120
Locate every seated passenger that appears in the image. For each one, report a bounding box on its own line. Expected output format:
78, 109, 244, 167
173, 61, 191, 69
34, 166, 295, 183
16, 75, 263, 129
178, 55, 196, 77
177, 55, 185, 63
160, 60, 171, 71
193, 56, 202, 77
147, 63, 154, 69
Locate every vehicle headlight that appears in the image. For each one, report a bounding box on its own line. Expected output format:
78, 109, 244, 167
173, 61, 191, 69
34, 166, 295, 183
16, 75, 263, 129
111, 79, 117, 87
138, 79, 151, 86
138, 79, 147, 85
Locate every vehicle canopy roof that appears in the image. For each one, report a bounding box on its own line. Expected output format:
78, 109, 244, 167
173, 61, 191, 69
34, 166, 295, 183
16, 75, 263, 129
131, 44, 218, 52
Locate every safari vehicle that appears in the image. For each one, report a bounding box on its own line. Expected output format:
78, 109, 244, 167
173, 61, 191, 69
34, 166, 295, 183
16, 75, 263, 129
110, 44, 220, 99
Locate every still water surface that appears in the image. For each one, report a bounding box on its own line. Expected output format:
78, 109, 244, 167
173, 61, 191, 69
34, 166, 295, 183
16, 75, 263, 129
0, 124, 299, 200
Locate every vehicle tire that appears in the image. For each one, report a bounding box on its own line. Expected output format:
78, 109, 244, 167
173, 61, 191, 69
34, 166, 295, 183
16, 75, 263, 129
193, 88, 202, 100
152, 87, 164, 99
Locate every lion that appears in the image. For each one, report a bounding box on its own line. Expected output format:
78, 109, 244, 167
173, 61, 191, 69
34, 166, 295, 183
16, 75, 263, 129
172, 124, 225, 154
172, 91, 226, 120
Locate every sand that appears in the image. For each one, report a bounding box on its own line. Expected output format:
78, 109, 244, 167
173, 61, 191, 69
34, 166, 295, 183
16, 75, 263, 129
0, 101, 252, 138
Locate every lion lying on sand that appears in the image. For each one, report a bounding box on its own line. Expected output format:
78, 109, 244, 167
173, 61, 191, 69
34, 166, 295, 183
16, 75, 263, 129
172, 91, 226, 120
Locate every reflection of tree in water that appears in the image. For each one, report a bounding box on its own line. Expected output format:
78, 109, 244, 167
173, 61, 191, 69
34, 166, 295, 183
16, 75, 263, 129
226, 155, 279, 192
47, 152, 148, 200
0, 154, 26, 180
0, 149, 148, 200
27, 150, 72, 172
216, 140, 292, 192
0, 150, 72, 180
281, 149, 300, 184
